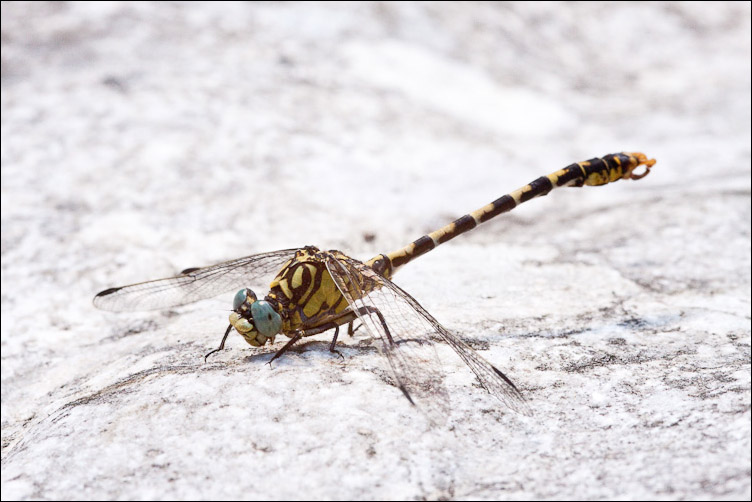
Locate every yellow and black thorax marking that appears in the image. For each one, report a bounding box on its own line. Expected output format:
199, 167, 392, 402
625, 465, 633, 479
268, 247, 361, 333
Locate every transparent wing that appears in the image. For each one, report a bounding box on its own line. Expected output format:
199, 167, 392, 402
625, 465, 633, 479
93, 248, 298, 312
325, 254, 450, 422
325, 254, 531, 419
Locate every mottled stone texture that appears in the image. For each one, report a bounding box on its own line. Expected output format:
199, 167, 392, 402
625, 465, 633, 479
2, 2, 750, 500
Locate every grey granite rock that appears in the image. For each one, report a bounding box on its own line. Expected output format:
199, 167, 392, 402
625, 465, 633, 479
2, 2, 750, 500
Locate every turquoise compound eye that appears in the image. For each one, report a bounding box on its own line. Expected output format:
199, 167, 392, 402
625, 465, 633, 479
232, 290, 245, 310
251, 300, 282, 337
233, 288, 257, 311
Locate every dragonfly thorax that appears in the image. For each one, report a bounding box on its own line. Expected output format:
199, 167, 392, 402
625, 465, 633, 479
229, 288, 282, 347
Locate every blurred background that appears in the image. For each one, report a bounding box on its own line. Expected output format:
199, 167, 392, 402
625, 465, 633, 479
2, 2, 750, 500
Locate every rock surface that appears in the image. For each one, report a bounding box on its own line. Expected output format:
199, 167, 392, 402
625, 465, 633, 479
2, 2, 750, 500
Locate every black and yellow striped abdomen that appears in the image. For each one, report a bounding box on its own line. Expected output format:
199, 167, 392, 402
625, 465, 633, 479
366, 152, 655, 273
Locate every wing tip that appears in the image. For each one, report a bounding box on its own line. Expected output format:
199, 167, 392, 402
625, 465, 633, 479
514, 401, 535, 417
95, 287, 122, 298
491, 365, 520, 390
491, 365, 534, 416
399, 384, 416, 406
93, 287, 123, 310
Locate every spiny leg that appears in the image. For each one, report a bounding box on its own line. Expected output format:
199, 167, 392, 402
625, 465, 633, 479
269, 319, 351, 365
204, 324, 233, 362
268, 331, 303, 365
329, 307, 390, 355
327, 325, 344, 360
347, 321, 363, 337
355, 305, 394, 346
354, 305, 410, 402
269, 307, 392, 365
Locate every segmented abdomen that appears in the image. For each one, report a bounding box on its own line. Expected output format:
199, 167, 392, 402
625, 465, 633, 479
365, 152, 655, 272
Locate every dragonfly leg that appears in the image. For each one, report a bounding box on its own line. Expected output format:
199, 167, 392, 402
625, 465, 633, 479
299, 321, 345, 359
269, 306, 390, 365
204, 324, 233, 362
347, 321, 363, 337
268, 331, 303, 366
355, 306, 394, 346
327, 325, 345, 360
270, 320, 350, 365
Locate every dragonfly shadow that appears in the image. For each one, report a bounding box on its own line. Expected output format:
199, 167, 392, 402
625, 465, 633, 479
237, 338, 381, 367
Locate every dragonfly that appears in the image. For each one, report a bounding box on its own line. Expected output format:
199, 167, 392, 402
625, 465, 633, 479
94, 152, 656, 419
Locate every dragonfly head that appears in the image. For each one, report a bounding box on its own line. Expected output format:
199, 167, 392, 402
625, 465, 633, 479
229, 288, 282, 347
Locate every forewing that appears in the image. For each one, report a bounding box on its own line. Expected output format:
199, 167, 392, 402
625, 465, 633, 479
326, 254, 531, 417
93, 248, 298, 311
325, 254, 450, 422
